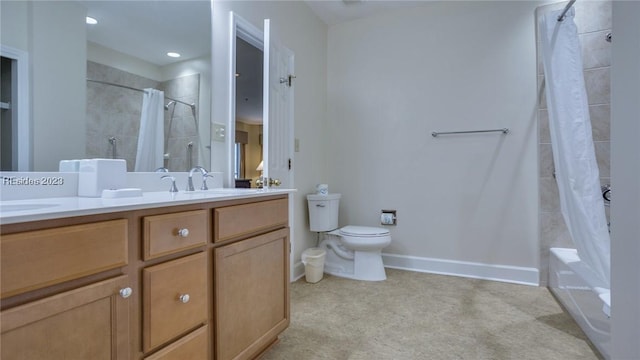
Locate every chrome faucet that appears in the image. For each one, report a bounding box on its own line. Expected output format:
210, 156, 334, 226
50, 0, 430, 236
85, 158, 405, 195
201, 173, 214, 190
187, 166, 209, 191
161, 175, 178, 193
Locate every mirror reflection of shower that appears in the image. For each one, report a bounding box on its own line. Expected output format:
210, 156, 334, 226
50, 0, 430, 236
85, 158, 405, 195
163, 95, 199, 171
86, 63, 202, 171
108, 136, 117, 159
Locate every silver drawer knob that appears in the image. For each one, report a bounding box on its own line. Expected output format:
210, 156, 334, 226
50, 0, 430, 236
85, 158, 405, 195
177, 228, 190, 238
179, 294, 190, 304
119, 287, 133, 299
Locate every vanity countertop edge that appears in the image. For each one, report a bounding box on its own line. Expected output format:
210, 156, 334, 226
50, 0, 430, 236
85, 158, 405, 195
0, 188, 296, 225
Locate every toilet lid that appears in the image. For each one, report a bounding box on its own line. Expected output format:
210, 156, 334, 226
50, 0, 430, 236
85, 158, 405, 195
340, 226, 389, 237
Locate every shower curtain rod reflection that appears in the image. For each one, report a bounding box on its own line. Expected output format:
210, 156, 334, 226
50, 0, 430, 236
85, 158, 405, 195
557, 0, 577, 22
86, 78, 196, 110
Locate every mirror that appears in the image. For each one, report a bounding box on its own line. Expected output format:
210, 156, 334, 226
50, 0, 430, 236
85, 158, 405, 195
0, 0, 211, 172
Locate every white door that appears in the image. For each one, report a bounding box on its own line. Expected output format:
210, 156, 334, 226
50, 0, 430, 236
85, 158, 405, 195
262, 19, 294, 189
262, 19, 296, 281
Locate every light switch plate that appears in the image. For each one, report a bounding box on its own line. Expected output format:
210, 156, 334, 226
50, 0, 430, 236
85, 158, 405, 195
212, 123, 226, 142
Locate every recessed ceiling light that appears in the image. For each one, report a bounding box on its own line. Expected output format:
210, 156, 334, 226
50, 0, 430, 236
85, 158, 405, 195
86, 16, 98, 25
167, 52, 181, 58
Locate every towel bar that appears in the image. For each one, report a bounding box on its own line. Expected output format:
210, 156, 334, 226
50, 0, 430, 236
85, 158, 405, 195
431, 128, 509, 137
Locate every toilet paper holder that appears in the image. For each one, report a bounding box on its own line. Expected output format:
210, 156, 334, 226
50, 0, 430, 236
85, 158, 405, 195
381, 210, 397, 226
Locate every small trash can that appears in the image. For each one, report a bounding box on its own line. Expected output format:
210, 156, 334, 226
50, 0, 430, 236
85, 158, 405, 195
301, 247, 326, 283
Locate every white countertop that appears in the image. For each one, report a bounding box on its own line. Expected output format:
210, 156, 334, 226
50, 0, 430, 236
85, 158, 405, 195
0, 188, 295, 225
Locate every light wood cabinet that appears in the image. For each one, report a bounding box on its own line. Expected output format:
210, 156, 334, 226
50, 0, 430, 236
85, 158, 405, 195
143, 210, 208, 260
143, 252, 208, 352
1, 275, 131, 360
214, 198, 288, 243
0, 194, 290, 360
144, 325, 209, 360
214, 227, 290, 360
1, 219, 128, 298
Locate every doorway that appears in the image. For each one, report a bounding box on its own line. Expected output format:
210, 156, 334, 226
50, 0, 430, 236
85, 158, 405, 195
234, 36, 263, 188
0, 45, 30, 171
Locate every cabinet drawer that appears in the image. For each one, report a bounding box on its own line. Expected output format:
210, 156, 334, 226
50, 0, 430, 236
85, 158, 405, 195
145, 325, 208, 360
1, 219, 128, 298
214, 198, 287, 243
143, 210, 208, 260
143, 252, 208, 352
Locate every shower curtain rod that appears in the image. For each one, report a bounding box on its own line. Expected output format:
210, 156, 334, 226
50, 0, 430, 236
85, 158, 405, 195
86, 78, 196, 109
557, 0, 577, 22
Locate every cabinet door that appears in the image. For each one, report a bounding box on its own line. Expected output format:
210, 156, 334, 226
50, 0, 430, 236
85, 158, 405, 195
214, 227, 290, 360
1, 275, 131, 360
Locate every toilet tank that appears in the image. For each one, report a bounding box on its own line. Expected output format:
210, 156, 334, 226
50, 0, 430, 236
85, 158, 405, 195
307, 193, 341, 232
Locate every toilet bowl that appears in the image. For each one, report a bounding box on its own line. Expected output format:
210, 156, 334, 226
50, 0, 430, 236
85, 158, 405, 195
307, 194, 392, 281
339, 226, 391, 251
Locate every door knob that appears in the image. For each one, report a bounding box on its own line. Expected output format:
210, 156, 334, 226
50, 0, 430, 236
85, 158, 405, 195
255, 177, 281, 188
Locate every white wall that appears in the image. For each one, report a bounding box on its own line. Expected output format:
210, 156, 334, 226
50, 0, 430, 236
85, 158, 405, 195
87, 42, 163, 81
1, 1, 29, 50
610, 1, 640, 358
2, 1, 87, 171
326, 1, 541, 283
211, 1, 327, 277
31, 2, 87, 171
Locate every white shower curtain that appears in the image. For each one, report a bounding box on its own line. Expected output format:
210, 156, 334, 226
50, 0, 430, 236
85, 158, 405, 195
539, 7, 610, 288
135, 89, 165, 172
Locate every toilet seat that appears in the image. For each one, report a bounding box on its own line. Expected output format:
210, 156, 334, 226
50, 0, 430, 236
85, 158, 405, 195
340, 226, 389, 237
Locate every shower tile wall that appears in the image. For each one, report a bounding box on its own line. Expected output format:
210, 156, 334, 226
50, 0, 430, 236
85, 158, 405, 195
537, 0, 611, 286
86, 62, 200, 172
86, 61, 159, 171
163, 74, 200, 172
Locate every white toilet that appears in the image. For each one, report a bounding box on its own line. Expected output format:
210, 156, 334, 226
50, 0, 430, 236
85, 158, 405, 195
307, 194, 391, 281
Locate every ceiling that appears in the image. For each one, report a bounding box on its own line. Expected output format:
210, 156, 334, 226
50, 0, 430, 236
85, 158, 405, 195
304, 0, 423, 26
79, 0, 211, 66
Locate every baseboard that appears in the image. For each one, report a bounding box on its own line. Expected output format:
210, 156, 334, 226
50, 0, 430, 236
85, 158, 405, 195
291, 261, 305, 282
382, 253, 540, 286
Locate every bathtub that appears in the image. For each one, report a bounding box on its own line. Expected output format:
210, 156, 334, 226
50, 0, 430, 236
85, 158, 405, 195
549, 248, 610, 359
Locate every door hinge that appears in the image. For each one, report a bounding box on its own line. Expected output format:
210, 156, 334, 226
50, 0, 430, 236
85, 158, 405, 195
279, 74, 296, 87
288, 158, 292, 170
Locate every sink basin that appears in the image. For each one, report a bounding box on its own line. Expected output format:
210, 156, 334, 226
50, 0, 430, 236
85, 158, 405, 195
189, 188, 262, 195
0, 203, 58, 213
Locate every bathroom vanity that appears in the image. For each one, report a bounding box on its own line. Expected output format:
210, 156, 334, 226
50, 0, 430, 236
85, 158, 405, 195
0, 190, 291, 360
